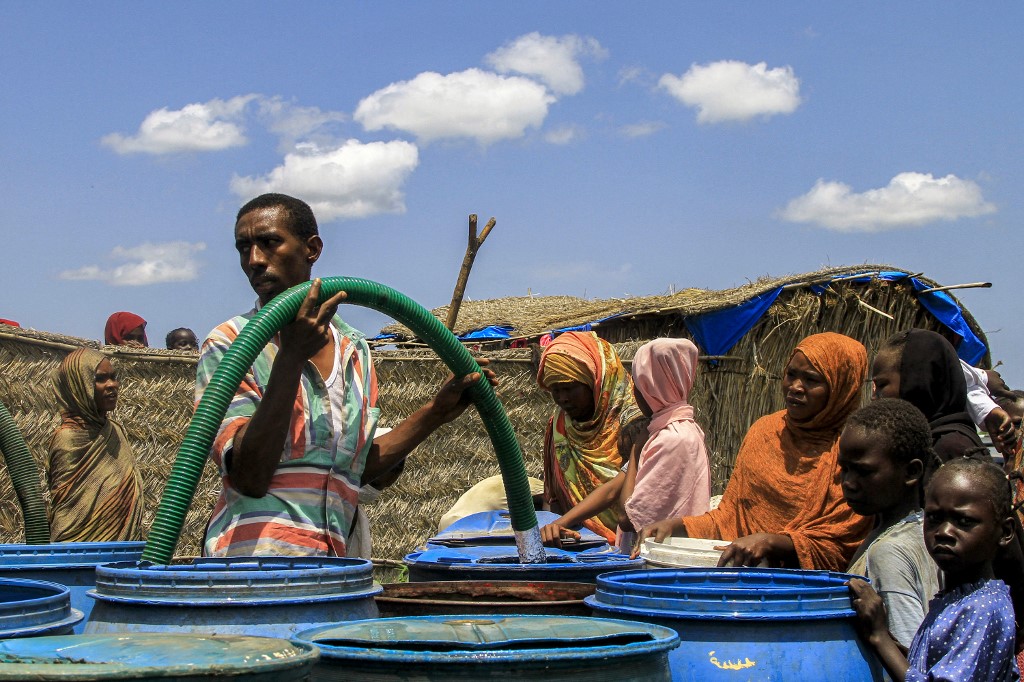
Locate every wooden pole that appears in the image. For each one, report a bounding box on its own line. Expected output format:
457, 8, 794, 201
445, 214, 496, 331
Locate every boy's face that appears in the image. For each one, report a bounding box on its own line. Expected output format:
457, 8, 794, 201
838, 425, 919, 517
924, 471, 1012, 585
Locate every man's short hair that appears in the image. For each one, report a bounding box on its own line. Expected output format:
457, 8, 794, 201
846, 397, 934, 467
236, 193, 318, 239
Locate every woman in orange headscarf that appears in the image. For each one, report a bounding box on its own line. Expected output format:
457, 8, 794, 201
637, 332, 872, 571
537, 331, 644, 542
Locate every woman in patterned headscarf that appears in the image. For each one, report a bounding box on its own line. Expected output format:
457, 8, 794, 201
46, 348, 144, 542
537, 331, 643, 542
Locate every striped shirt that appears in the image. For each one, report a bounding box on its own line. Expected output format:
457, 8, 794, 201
196, 305, 379, 557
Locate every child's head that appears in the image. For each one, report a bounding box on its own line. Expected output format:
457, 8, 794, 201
839, 398, 931, 518
924, 457, 1015, 585
165, 327, 198, 352
630, 338, 699, 419
870, 332, 908, 400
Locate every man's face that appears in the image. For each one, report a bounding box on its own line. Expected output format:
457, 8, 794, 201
234, 206, 322, 305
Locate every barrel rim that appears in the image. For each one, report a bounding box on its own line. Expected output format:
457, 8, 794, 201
0, 542, 145, 570
294, 614, 679, 664
588, 567, 860, 620
0, 634, 320, 679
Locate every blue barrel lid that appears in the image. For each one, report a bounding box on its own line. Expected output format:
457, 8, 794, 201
0, 542, 145, 570
295, 614, 678, 664
89, 556, 381, 606
0, 577, 83, 638
587, 567, 861, 621
427, 511, 607, 550
405, 544, 644, 573
0, 633, 319, 679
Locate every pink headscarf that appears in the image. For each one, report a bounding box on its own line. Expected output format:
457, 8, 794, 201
104, 312, 148, 346
631, 337, 698, 435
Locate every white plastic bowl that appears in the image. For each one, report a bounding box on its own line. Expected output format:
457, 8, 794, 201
639, 536, 727, 568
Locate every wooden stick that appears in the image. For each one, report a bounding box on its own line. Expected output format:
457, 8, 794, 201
856, 297, 895, 321
917, 282, 992, 295
445, 214, 497, 331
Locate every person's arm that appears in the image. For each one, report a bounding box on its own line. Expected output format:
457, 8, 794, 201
540, 472, 626, 546
230, 280, 347, 497
618, 441, 641, 525
716, 533, 797, 568
631, 517, 689, 557
848, 579, 909, 682
361, 361, 497, 485
962, 361, 1017, 454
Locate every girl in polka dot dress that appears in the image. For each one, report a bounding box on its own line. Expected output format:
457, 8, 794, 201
849, 457, 1019, 681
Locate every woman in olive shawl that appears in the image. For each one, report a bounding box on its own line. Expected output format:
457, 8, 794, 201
46, 348, 144, 542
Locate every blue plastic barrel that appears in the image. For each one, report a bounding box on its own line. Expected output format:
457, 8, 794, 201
0, 541, 144, 633
405, 545, 644, 583
295, 614, 678, 681
85, 556, 381, 638
586, 568, 884, 681
0, 633, 319, 681
0, 577, 82, 638
427, 510, 609, 551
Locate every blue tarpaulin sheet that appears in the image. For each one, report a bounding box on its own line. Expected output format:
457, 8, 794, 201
459, 325, 513, 340
684, 288, 783, 357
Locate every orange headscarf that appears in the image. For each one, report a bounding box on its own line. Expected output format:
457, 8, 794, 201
682, 332, 871, 570
538, 331, 642, 541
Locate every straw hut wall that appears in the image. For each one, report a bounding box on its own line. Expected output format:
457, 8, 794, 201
0, 266, 990, 562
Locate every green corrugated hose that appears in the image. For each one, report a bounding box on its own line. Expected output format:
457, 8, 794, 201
0, 399, 50, 544
142, 277, 538, 564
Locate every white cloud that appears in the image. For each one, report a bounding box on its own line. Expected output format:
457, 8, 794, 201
257, 97, 347, 150
101, 96, 257, 154
485, 32, 606, 96
617, 66, 649, 87
60, 242, 206, 285
779, 172, 997, 232
620, 121, 667, 138
230, 139, 419, 221
354, 68, 554, 144
659, 60, 801, 123
544, 125, 582, 145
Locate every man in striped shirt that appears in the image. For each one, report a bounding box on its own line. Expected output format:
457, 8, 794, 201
197, 193, 492, 557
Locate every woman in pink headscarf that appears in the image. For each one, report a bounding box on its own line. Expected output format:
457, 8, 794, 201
540, 337, 710, 546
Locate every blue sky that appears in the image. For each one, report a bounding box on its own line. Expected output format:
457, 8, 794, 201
3, 3, 1023, 383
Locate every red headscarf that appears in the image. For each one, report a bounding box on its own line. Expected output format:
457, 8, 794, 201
104, 312, 148, 346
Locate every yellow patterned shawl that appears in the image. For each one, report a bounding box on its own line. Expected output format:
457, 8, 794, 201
538, 331, 642, 541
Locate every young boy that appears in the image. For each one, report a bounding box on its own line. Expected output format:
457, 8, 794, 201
850, 457, 1019, 681
839, 398, 938, 647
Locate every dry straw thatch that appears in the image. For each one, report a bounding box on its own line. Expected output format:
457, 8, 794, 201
0, 265, 989, 562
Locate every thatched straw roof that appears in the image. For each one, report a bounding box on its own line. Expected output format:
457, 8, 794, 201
379, 264, 973, 343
